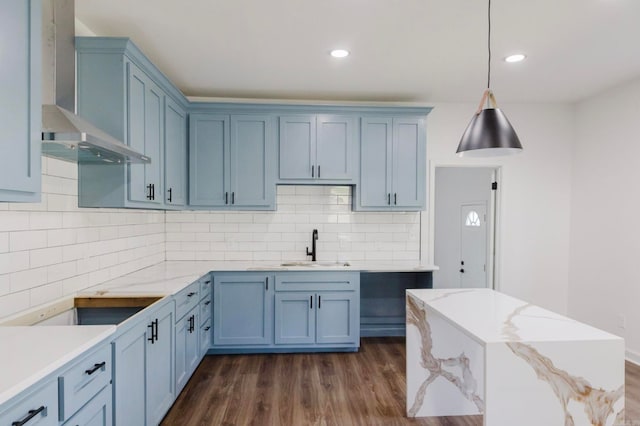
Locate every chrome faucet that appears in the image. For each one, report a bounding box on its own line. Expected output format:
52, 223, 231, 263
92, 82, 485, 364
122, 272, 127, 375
306, 229, 318, 262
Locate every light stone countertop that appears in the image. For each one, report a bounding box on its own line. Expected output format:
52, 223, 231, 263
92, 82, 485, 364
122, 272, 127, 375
78, 260, 438, 297
0, 260, 436, 408
0, 325, 115, 406
407, 288, 622, 343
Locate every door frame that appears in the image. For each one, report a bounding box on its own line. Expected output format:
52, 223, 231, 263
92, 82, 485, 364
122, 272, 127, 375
423, 162, 503, 291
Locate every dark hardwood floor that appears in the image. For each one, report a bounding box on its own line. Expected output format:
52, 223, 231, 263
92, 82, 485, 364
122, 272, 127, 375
162, 337, 640, 426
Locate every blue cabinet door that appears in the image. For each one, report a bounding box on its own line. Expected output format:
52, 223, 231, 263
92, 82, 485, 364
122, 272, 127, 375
0, 0, 41, 202
392, 118, 426, 208
213, 273, 272, 345
316, 115, 354, 180
175, 308, 199, 395
274, 292, 315, 345
126, 62, 163, 205
112, 323, 146, 426
359, 117, 393, 208
189, 113, 230, 206
279, 115, 315, 180
316, 292, 359, 345
164, 97, 187, 206
230, 115, 275, 208
145, 301, 175, 426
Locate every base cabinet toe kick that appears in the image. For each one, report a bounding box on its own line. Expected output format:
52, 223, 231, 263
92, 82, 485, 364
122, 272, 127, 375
405, 289, 625, 426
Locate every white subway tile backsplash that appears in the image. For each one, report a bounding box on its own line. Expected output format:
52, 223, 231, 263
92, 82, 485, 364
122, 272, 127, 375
0, 233, 8, 253
0, 251, 30, 274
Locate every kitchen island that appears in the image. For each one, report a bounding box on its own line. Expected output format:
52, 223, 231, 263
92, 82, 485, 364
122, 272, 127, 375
406, 288, 625, 426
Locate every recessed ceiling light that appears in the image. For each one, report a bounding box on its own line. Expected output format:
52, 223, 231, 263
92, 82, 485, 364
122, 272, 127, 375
504, 54, 526, 63
330, 49, 350, 58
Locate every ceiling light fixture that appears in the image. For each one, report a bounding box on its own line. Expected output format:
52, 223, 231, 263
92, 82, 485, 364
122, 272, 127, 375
456, 0, 523, 157
504, 53, 526, 63
330, 49, 349, 58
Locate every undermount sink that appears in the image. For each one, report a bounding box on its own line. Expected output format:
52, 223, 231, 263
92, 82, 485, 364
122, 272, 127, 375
279, 261, 351, 267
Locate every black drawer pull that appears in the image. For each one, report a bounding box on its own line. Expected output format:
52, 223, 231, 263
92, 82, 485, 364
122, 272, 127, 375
318, 295, 321, 309
204, 326, 211, 331
204, 300, 211, 306
85, 362, 106, 375
205, 280, 211, 284
12, 406, 46, 426
187, 292, 196, 297
310, 295, 313, 309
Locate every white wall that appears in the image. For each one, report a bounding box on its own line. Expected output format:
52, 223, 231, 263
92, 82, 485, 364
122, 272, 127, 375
0, 158, 165, 320
568, 76, 640, 359
426, 103, 574, 314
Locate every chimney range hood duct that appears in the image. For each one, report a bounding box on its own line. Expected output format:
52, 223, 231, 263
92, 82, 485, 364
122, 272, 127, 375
41, 0, 150, 164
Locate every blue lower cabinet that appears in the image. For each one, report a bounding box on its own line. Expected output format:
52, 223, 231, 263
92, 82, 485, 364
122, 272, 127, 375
62, 385, 112, 426
0, 380, 57, 426
112, 300, 174, 426
275, 291, 359, 346
211, 271, 359, 352
175, 307, 200, 395
213, 273, 273, 345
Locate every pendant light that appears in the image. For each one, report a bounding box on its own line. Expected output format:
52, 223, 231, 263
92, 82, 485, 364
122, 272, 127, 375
456, 0, 523, 157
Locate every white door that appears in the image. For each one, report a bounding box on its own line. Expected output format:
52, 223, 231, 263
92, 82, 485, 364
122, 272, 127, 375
460, 203, 488, 288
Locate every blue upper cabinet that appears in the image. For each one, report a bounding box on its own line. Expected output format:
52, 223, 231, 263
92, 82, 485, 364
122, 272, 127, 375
189, 113, 276, 209
164, 97, 187, 207
278, 114, 355, 183
75, 37, 188, 209
0, 0, 41, 202
355, 116, 427, 211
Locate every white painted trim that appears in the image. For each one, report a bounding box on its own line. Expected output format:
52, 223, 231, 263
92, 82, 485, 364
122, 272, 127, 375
626, 349, 640, 366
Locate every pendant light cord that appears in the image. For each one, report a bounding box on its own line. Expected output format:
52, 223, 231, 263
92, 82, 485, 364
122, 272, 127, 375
487, 0, 491, 89
487, 0, 491, 90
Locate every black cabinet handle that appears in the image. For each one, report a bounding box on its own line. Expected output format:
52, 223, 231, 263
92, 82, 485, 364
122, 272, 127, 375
318, 165, 321, 178
310, 295, 313, 309
167, 187, 173, 203
311, 165, 314, 178
150, 183, 155, 200
394, 193, 397, 205
265, 277, 269, 290
146, 184, 153, 200
187, 292, 196, 297
460, 269, 465, 273
147, 322, 155, 344
387, 193, 391, 205
232, 192, 235, 204
188, 315, 195, 333
225, 192, 228, 204
318, 295, 321, 309
204, 326, 211, 331
12, 406, 46, 426
154, 319, 159, 341
204, 300, 211, 306
205, 280, 211, 284
85, 362, 106, 375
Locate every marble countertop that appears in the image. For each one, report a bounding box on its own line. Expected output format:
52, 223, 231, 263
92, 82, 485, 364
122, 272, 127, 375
407, 288, 622, 344
0, 325, 115, 406
78, 260, 438, 297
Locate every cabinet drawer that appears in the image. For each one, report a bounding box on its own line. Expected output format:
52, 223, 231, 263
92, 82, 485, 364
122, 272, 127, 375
0, 380, 57, 426
175, 281, 200, 321
199, 275, 212, 300
200, 317, 212, 356
58, 343, 111, 421
200, 295, 212, 324
275, 272, 359, 292
61, 384, 111, 426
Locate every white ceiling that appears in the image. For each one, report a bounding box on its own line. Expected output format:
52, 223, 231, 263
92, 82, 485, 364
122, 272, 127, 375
75, 0, 640, 104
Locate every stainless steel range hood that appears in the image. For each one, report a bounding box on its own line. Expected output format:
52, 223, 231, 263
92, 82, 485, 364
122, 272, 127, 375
41, 0, 150, 164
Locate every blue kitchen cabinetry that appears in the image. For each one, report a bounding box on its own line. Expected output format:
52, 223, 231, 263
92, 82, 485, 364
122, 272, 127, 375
0, 380, 57, 426
61, 385, 111, 426
189, 113, 276, 209
274, 272, 360, 347
213, 273, 274, 345
164, 97, 187, 207
75, 37, 188, 209
210, 271, 359, 352
278, 115, 355, 183
0, 0, 41, 202
355, 117, 427, 211
112, 299, 174, 426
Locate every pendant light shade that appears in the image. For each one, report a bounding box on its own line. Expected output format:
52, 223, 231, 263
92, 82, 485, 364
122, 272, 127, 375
456, 0, 523, 157
457, 90, 523, 157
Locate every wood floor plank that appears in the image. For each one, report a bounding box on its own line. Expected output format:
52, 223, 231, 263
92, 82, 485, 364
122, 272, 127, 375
162, 338, 640, 426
